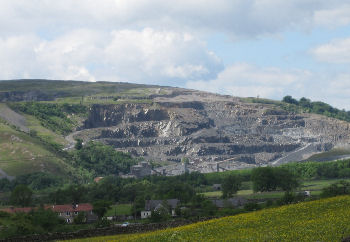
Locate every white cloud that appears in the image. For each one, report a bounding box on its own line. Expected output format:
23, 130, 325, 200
187, 63, 350, 110
0, 28, 223, 84
186, 63, 310, 98
0, 0, 348, 38
311, 37, 350, 63
313, 3, 350, 28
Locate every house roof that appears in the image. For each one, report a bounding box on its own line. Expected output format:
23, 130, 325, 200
45, 203, 93, 213
1, 203, 93, 214
145, 199, 179, 211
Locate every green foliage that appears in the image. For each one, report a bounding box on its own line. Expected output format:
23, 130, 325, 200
74, 211, 87, 224
251, 167, 299, 192
149, 201, 172, 222
222, 174, 242, 198
282, 159, 350, 179
154, 181, 196, 203
251, 167, 277, 192
282, 95, 350, 122
74, 141, 136, 176
30, 207, 64, 231
0, 208, 64, 239
282, 95, 298, 105
55, 185, 89, 205
321, 180, 350, 198
132, 197, 145, 217
74, 138, 83, 150
10, 185, 33, 207
0, 172, 63, 192
9, 102, 86, 134
93, 200, 112, 219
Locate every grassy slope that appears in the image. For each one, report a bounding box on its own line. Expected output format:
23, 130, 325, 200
0, 80, 156, 98
70, 195, 350, 242
105, 204, 132, 217
0, 80, 165, 179
0, 121, 74, 178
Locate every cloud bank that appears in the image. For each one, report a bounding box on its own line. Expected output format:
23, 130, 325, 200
1, 0, 350, 108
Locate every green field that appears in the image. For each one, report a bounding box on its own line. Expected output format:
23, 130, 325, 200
67, 195, 350, 242
201, 178, 350, 200
105, 204, 132, 217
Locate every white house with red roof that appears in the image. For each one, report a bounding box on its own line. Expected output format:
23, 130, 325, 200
1, 203, 98, 223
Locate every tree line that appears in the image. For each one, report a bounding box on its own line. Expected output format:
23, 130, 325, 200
282, 95, 350, 122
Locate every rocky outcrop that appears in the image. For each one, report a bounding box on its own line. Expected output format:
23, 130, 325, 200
74, 89, 350, 173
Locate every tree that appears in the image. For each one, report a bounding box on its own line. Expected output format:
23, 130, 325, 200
73, 211, 86, 224
93, 200, 112, 219
74, 138, 83, 150
251, 167, 277, 192
274, 168, 299, 191
282, 95, 298, 105
31, 207, 64, 231
251, 167, 299, 192
132, 196, 145, 218
321, 180, 350, 198
222, 174, 242, 198
10, 185, 33, 207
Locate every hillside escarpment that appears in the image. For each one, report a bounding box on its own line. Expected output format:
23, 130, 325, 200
73, 89, 350, 173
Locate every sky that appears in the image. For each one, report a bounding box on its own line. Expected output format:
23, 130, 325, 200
1, 1, 350, 109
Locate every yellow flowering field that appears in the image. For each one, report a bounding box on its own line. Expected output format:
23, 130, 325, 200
68, 195, 350, 242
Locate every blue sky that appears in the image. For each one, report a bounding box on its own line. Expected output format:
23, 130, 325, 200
1, 0, 350, 109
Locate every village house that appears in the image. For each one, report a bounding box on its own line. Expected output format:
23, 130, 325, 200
212, 184, 222, 191
1, 203, 97, 224
141, 199, 179, 219
46, 203, 98, 223
130, 161, 152, 178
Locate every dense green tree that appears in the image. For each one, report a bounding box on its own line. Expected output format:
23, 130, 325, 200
30, 207, 64, 231
251, 167, 277, 192
321, 180, 350, 198
222, 174, 242, 198
251, 167, 299, 192
10, 185, 33, 207
282, 95, 298, 105
132, 196, 146, 218
74, 141, 136, 176
93, 200, 112, 219
274, 168, 299, 191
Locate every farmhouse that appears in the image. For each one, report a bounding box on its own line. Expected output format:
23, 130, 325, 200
1, 203, 97, 223
46, 203, 97, 223
141, 199, 179, 219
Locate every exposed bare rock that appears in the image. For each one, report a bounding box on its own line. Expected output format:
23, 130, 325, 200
74, 89, 350, 173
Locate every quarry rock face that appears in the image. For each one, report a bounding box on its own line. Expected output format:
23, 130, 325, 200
76, 89, 350, 173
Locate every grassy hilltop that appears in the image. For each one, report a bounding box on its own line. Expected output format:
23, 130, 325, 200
70, 195, 350, 242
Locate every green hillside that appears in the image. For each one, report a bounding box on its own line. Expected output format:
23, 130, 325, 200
0, 120, 75, 178
71, 195, 350, 242
0, 79, 155, 99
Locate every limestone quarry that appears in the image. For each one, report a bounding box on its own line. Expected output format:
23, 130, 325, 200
69, 87, 350, 175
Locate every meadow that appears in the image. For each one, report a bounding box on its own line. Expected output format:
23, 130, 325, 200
67, 195, 350, 242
